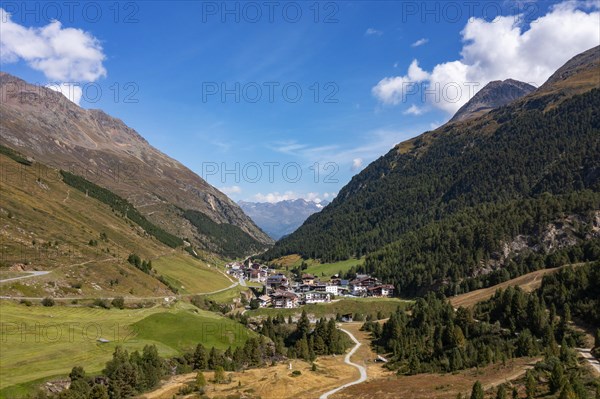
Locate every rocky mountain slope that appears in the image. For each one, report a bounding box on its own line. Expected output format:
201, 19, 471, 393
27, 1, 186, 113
239, 199, 329, 240
0, 73, 273, 256
265, 46, 600, 296
449, 79, 536, 122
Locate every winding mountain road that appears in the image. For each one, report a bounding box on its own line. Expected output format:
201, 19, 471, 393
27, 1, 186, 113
319, 327, 367, 399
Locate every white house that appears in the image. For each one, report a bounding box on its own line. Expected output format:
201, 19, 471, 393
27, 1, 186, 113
304, 291, 331, 304
325, 285, 338, 296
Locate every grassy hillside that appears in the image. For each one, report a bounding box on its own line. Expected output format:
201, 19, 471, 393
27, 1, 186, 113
0, 151, 232, 299
0, 152, 180, 297
269, 256, 365, 280
247, 297, 410, 319
303, 258, 365, 279
150, 253, 232, 294
0, 301, 252, 397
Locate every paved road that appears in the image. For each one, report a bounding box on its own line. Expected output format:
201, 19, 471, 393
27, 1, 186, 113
577, 348, 600, 374
319, 327, 367, 399
0, 271, 50, 284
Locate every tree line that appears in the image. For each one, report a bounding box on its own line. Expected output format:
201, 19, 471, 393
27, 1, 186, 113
60, 171, 183, 248
362, 264, 599, 376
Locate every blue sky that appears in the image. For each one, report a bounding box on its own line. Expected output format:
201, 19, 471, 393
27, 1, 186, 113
1, 1, 599, 203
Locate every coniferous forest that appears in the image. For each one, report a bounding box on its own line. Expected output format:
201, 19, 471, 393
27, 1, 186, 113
266, 88, 600, 297
362, 263, 599, 397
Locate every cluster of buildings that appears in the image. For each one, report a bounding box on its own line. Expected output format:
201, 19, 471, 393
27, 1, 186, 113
226, 260, 394, 309
226, 260, 270, 282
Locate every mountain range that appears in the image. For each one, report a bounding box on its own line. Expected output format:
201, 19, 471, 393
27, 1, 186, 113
265, 45, 600, 296
238, 199, 329, 240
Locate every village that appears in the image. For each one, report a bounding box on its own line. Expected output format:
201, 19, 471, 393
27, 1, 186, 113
225, 259, 395, 309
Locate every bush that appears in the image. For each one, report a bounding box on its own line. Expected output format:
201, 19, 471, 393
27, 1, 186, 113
111, 296, 125, 309
249, 298, 260, 310
41, 297, 55, 307
291, 370, 302, 377
93, 299, 111, 309
20, 299, 32, 307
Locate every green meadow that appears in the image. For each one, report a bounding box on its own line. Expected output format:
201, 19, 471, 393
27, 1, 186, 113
151, 253, 232, 294
0, 300, 251, 398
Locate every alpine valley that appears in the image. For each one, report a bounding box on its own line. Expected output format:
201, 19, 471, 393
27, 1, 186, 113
0, 14, 599, 399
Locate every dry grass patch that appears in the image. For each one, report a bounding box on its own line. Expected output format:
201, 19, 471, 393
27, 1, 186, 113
331, 357, 539, 399
143, 357, 358, 399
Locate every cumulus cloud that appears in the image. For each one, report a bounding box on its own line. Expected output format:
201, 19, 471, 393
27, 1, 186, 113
411, 38, 429, 47
365, 28, 383, 36
351, 158, 363, 171
403, 104, 426, 115
371, 60, 430, 105
0, 8, 106, 104
252, 191, 335, 204
220, 185, 242, 195
372, 1, 600, 114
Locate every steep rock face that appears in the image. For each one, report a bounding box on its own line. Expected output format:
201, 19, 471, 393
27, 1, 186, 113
450, 79, 536, 122
239, 199, 328, 240
0, 73, 273, 251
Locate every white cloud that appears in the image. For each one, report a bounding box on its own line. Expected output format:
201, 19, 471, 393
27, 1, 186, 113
252, 191, 335, 204
351, 158, 363, 171
411, 38, 429, 47
220, 185, 242, 195
372, 60, 430, 105
365, 28, 383, 36
0, 8, 106, 103
403, 104, 426, 115
372, 1, 600, 114
45, 82, 83, 105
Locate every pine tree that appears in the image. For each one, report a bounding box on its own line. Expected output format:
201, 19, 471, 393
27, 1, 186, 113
208, 347, 221, 370
296, 335, 310, 360
69, 379, 91, 397
297, 310, 310, 337
213, 366, 226, 384
470, 381, 484, 399
88, 384, 109, 399
525, 371, 536, 399
141, 344, 163, 389
69, 366, 86, 382
559, 381, 576, 399
549, 362, 564, 393
196, 371, 206, 389
104, 346, 139, 399
496, 384, 507, 399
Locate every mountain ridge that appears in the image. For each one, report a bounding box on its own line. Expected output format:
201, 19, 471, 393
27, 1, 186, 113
0, 72, 273, 256
449, 78, 536, 122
